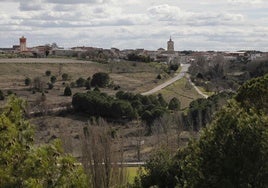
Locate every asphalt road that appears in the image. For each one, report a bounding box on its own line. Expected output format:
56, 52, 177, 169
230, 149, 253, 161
141, 64, 191, 95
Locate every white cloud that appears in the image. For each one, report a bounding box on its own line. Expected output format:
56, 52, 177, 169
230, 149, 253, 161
0, 0, 268, 51
227, 0, 263, 4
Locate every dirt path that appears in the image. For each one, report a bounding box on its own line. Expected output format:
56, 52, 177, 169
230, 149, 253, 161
141, 64, 190, 95
186, 74, 208, 98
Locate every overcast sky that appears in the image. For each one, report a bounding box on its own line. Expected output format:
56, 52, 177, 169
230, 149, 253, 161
0, 0, 268, 51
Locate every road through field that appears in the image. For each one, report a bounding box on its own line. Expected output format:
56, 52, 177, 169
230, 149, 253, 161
141, 64, 190, 95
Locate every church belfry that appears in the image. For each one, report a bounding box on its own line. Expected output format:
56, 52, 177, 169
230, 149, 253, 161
167, 36, 174, 51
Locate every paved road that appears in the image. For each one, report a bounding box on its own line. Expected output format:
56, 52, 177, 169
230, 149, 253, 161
141, 64, 190, 95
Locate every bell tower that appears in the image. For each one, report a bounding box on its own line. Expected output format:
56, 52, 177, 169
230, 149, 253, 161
167, 36, 174, 51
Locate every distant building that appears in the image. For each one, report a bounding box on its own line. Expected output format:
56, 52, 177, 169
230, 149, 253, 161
167, 36, 174, 52
19, 36, 27, 52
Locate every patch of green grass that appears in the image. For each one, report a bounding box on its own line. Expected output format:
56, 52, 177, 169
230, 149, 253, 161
157, 77, 203, 109
197, 86, 215, 96
126, 166, 145, 184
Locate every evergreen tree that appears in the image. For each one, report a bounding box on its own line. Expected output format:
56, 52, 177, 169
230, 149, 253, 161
0, 96, 88, 187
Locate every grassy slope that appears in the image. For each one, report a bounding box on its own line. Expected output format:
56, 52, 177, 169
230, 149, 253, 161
157, 77, 203, 109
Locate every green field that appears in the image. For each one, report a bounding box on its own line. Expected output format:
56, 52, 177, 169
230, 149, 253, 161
157, 77, 203, 109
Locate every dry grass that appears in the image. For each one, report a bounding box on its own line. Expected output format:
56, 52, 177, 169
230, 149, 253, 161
0, 58, 170, 107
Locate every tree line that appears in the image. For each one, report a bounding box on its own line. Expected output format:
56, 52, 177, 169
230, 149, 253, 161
133, 73, 268, 188
72, 90, 180, 128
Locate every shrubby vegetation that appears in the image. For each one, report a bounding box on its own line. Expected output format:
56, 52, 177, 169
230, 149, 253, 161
61, 73, 69, 81
127, 53, 152, 63
76, 77, 86, 87
0, 96, 88, 187
24, 77, 31, 86
189, 55, 268, 92
50, 75, 57, 84
134, 74, 268, 188
45, 70, 51, 76
64, 86, 72, 96
0, 89, 4, 100
72, 90, 180, 128
91, 72, 110, 87
183, 91, 234, 131
72, 91, 136, 120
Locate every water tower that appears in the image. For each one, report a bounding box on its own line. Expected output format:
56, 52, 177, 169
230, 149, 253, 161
20, 36, 27, 52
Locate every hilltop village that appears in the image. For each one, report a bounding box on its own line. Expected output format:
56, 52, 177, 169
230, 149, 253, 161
0, 36, 266, 64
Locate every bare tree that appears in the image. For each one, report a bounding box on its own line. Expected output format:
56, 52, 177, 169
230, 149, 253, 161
81, 118, 128, 188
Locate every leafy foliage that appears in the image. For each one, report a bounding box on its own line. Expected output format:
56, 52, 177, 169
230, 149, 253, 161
0, 90, 4, 100
168, 97, 180, 110
76, 77, 86, 87
50, 75, 57, 84
61, 73, 69, 81
0, 96, 88, 187
64, 86, 72, 96
135, 75, 268, 188
72, 91, 136, 120
24, 77, 31, 86
91, 72, 110, 87
184, 91, 234, 130
45, 70, 51, 76
235, 73, 268, 113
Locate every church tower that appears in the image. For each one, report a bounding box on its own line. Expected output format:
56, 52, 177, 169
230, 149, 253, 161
20, 36, 27, 52
167, 36, 174, 51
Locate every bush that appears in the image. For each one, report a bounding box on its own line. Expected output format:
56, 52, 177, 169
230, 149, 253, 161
85, 80, 91, 90
0, 90, 4, 100
62, 73, 69, 81
7, 90, 13, 96
45, 70, 51, 76
91, 72, 110, 87
114, 85, 120, 90
168, 97, 180, 110
50, 76, 57, 84
76, 77, 86, 87
64, 86, 72, 96
24, 77, 31, 86
169, 64, 179, 72
156, 74, 162, 79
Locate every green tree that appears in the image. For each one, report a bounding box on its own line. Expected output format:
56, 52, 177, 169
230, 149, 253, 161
183, 101, 268, 187
136, 75, 268, 188
85, 80, 91, 90
62, 73, 69, 81
168, 97, 180, 110
45, 70, 51, 76
76, 77, 86, 87
235, 73, 268, 113
0, 96, 88, 187
50, 75, 57, 84
64, 86, 72, 96
158, 93, 167, 107
0, 90, 4, 100
24, 77, 31, 86
139, 149, 177, 188
91, 72, 110, 87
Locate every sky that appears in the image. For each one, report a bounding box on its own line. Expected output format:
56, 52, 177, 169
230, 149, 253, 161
0, 0, 268, 51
